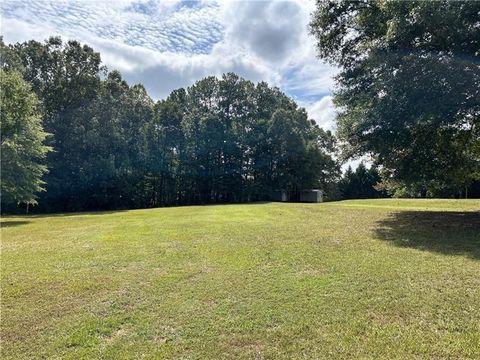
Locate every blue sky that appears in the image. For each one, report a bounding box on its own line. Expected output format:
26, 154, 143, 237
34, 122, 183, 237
1, 0, 339, 131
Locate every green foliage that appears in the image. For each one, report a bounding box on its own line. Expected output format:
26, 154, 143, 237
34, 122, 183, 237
2, 38, 340, 212
0, 69, 51, 205
0, 37, 24, 73
310, 0, 480, 196
162, 74, 340, 204
340, 163, 385, 199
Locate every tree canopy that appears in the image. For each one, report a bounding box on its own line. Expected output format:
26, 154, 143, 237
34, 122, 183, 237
0, 69, 51, 206
1, 37, 340, 212
310, 0, 480, 196
339, 163, 385, 199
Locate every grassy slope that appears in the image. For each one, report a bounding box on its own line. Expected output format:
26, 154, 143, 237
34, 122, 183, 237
1, 199, 479, 359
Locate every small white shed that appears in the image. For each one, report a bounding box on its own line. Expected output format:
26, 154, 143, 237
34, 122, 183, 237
299, 189, 323, 203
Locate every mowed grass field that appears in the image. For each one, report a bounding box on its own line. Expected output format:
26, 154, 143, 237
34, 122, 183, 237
1, 199, 480, 359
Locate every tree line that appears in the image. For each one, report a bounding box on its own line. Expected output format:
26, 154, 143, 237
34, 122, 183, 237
1, 37, 341, 213
2, 0, 479, 213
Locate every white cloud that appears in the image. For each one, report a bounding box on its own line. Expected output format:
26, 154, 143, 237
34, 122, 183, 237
1, 17, 56, 44
1, 0, 339, 130
219, 0, 337, 97
221, 1, 305, 66
1, 0, 220, 53
301, 96, 337, 131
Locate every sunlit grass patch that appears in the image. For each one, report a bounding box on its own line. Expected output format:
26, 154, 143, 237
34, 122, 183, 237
1, 199, 479, 359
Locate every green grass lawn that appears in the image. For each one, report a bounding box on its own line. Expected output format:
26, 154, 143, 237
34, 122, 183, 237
1, 199, 479, 359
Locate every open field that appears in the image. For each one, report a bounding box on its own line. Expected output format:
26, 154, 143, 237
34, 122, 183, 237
1, 199, 479, 359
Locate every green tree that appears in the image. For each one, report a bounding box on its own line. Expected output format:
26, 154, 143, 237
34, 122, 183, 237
340, 163, 385, 199
167, 74, 340, 204
73, 71, 154, 210
3, 36, 342, 211
9, 37, 104, 210
146, 98, 183, 206
1, 70, 51, 206
0, 37, 24, 73
310, 0, 480, 196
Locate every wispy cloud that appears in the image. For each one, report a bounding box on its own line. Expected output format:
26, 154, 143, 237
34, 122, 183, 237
0, 0, 338, 131
1, 0, 223, 53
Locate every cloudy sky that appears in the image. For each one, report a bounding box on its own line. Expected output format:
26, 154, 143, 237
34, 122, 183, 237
1, 0, 339, 131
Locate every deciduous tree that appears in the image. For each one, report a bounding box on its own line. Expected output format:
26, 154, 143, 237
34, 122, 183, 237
1, 70, 51, 207
310, 0, 480, 196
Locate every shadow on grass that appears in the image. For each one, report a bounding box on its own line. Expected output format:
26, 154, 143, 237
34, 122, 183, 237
375, 211, 480, 260
1, 220, 31, 228
25, 209, 130, 218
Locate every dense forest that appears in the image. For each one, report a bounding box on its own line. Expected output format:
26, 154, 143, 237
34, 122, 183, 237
310, 0, 479, 199
1, 37, 341, 213
1, 1, 479, 214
